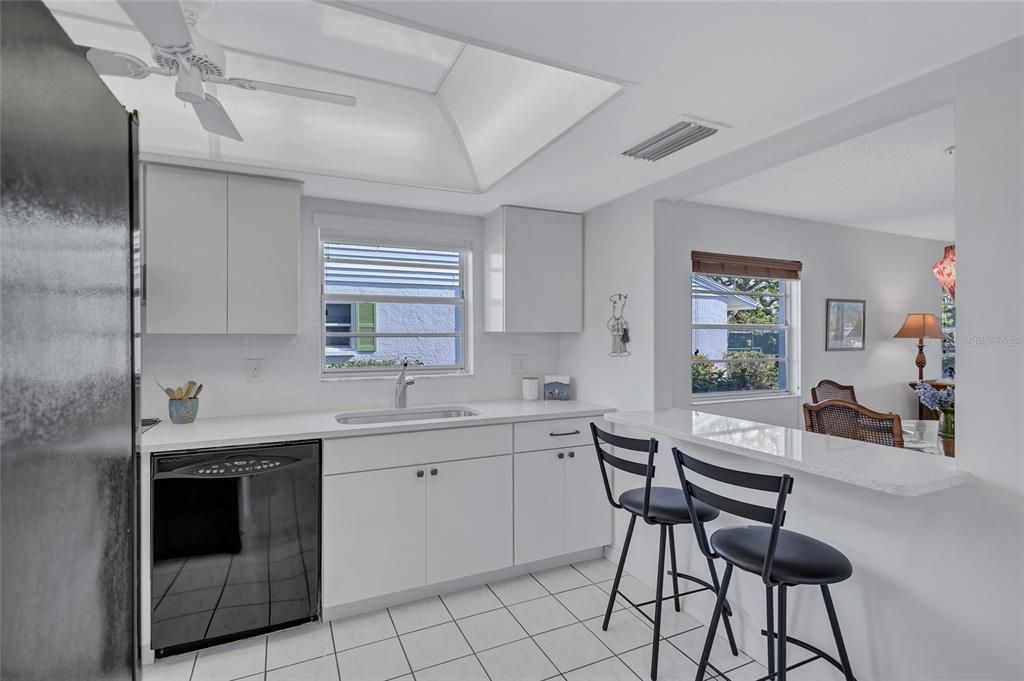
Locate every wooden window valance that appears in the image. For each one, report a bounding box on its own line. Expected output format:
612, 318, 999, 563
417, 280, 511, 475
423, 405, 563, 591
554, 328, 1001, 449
691, 251, 802, 280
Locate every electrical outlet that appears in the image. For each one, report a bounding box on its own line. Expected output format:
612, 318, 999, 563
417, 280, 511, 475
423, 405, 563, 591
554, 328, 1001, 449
246, 358, 264, 384
510, 354, 528, 375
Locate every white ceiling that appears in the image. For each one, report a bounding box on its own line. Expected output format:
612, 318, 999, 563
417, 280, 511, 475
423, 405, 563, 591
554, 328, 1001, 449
47, 1, 619, 193
691, 105, 956, 241
50, 1, 1023, 217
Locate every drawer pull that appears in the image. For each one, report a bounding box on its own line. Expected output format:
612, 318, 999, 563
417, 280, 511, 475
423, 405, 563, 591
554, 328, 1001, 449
557, 452, 565, 459
550, 430, 581, 437
430, 468, 438, 476
568, 451, 575, 458
416, 470, 425, 478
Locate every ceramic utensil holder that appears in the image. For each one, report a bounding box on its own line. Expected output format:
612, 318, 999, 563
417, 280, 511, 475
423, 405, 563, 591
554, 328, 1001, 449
168, 398, 199, 424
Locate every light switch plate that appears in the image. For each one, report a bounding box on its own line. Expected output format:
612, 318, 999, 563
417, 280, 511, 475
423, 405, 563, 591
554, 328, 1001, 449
246, 358, 264, 383
510, 354, 528, 375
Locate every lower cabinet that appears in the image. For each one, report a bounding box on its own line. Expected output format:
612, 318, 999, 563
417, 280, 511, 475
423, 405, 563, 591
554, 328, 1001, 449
323, 455, 513, 607
513, 448, 611, 564
323, 466, 427, 606
427, 456, 513, 583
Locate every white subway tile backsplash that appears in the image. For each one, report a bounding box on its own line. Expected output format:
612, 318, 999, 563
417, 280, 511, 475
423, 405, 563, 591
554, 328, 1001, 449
141, 331, 558, 419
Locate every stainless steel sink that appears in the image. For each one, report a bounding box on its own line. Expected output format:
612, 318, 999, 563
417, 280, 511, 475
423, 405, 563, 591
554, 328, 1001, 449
335, 406, 480, 425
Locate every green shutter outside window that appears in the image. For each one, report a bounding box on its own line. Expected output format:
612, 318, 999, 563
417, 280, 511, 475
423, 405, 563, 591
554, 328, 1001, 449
355, 303, 376, 352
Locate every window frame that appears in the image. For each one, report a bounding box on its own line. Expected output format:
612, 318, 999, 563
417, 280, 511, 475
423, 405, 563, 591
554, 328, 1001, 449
320, 238, 471, 379
690, 275, 801, 401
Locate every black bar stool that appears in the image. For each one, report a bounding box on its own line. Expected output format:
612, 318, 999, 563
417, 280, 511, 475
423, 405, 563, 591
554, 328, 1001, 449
590, 423, 739, 681
672, 447, 857, 681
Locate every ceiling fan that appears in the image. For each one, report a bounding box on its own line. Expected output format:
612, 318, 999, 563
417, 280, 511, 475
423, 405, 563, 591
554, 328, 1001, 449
84, 0, 357, 141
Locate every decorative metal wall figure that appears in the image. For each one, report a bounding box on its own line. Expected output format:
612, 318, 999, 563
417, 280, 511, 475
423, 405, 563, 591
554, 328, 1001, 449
608, 293, 631, 356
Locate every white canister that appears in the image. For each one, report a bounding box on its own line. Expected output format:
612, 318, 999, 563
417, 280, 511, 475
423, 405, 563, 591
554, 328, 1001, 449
522, 377, 540, 401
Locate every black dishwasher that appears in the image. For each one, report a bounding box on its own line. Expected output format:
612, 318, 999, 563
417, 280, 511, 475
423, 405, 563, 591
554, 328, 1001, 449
151, 441, 320, 657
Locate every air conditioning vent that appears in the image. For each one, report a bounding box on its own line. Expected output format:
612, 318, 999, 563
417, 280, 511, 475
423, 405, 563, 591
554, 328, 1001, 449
621, 120, 718, 161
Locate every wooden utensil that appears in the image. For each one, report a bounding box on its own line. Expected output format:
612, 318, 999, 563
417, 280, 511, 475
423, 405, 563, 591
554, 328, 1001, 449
192, 384, 203, 398
184, 380, 197, 399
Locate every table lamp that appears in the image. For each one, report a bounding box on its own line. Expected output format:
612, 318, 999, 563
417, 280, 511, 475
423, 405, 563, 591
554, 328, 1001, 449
894, 313, 944, 381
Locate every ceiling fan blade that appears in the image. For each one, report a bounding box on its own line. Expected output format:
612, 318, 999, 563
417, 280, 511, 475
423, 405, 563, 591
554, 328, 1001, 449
84, 47, 153, 79
192, 93, 243, 142
117, 0, 193, 53
228, 78, 356, 107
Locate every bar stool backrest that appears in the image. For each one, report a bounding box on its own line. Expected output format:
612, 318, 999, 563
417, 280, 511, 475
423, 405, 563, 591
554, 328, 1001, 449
590, 422, 658, 524
673, 447, 794, 585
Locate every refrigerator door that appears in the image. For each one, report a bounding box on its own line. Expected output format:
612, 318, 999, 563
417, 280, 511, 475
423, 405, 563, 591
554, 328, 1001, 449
1, 3, 138, 680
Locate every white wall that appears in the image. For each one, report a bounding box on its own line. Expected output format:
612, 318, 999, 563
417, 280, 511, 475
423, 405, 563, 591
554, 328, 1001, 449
669, 201, 947, 427
557, 191, 659, 411
141, 198, 559, 419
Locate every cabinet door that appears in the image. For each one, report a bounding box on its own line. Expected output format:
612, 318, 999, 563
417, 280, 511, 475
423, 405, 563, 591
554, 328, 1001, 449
513, 451, 566, 565
227, 174, 300, 333
564, 449, 612, 554
144, 165, 227, 333
322, 466, 426, 607
504, 207, 582, 332
426, 456, 513, 583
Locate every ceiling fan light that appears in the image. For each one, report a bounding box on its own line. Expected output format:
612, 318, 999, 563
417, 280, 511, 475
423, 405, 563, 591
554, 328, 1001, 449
174, 67, 205, 104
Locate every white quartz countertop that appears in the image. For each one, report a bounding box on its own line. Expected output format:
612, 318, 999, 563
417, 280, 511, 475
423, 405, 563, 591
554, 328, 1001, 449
605, 409, 970, 497
143, 400, 613, 453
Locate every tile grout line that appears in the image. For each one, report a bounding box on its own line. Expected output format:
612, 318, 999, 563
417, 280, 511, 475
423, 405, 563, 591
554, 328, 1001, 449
385, 605, 416, 680
500, 572, 601, 678
329, 620, 342, 681
437, 593, 494, 681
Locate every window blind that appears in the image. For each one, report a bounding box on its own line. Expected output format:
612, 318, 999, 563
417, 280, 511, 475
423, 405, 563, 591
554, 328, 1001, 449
691, 251, 802, 280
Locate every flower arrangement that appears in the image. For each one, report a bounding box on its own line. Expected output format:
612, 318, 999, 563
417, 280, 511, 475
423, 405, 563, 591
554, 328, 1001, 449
915, 382, 954, 411
916, 381, 955, 456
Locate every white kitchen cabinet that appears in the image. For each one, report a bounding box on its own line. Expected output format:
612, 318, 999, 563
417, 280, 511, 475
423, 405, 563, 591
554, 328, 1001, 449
514, 448, 610, 565
322, 465, 427, 606
564, 449, 612, 553
144, 165, 228, 333
323, 454, 514, 607
227, 174, 300, 333
513, 450, 566, 564
426, 456, 513, 583
483, 206, 582, 332
144, 164, 301, 334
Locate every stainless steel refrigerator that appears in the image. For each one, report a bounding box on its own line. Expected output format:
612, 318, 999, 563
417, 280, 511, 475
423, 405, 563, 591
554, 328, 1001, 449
1, 2, 139, 679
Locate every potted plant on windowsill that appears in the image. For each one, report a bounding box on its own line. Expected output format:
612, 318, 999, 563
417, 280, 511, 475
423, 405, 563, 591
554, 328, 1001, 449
915, 382, 955, 457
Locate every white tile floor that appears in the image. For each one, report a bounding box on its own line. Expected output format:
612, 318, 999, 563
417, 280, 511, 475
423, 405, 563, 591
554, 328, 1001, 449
143, 558, 770, 681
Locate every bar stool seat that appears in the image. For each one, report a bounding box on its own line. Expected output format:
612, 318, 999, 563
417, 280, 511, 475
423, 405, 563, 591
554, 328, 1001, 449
711, 526, 853, 586
619, 486, 720, 525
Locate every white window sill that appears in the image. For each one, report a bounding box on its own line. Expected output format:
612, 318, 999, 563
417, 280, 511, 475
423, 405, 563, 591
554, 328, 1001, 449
691, 391, 800, 406
321, 370, 474, 382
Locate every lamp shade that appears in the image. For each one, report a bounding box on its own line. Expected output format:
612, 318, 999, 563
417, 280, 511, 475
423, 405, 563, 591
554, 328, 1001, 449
894, 313, 944, 340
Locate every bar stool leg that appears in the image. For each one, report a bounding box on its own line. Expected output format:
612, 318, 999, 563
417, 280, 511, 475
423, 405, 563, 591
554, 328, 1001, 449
667, 525, 681, 612
777, 585, 788, 681
651, 524, 668, 680
821, 585, 855, 681
695, 563, 733, 681
708, 557, 739, 656
603, 514, 637, 631
765, 586, 775, 678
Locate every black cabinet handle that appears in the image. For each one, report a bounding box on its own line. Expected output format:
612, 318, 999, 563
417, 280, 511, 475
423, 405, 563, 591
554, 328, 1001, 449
430, 468, 438, 476
416, 470, 424, 478
557, 452, 565, 459
568, 451, 575, 458
550, 430, 581, 437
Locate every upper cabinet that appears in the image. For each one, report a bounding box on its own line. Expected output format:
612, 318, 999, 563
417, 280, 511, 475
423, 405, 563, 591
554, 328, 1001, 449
144, 165, 301, 334
483, 206, 583, 333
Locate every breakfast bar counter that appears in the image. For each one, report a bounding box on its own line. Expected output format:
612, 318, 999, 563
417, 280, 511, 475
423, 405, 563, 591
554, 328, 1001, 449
601, 408, 991, 679
606, 408, 969, 496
